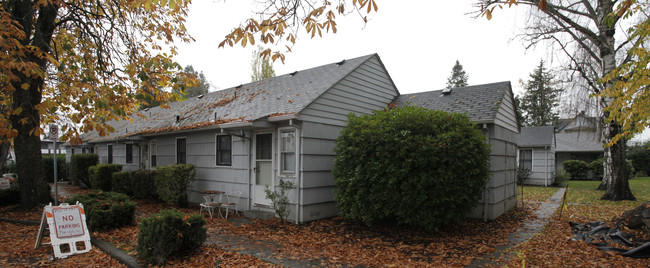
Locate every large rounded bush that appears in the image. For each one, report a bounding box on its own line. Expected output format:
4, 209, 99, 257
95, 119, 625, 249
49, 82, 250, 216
333, 106, 491, 232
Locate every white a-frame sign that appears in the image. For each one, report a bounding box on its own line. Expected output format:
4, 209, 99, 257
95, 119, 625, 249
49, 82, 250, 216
35, 202, 92, 258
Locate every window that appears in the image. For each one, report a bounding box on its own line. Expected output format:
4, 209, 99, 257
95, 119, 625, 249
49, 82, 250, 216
280, 130, 296, 173
150, 140, 157, 167
176, 138, 186, 164
126, 144, 133, 164
107, 144, 113, 164
519, 149, 532, 170
216, 135, 232, 166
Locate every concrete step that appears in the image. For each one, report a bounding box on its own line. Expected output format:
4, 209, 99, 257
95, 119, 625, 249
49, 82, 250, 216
243, 210, 276, 220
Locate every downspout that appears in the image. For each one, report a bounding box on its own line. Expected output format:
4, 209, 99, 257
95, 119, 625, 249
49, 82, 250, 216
545, 147, 549, 187
247, 130, 252, 211
483, 123, 489, 222
290, 119, 301, 224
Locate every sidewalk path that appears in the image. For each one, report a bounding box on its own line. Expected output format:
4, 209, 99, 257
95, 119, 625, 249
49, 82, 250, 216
469, 187, 566, 267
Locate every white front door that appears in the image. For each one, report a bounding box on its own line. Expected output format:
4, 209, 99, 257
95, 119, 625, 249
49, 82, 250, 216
253, 133, 273, 206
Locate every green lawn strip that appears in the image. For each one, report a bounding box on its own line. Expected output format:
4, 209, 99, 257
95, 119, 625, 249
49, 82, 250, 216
566, 177, 649, 205
517, 186, 558, 202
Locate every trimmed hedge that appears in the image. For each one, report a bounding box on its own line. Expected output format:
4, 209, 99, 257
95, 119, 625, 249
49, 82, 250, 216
590, 158, 635, 180
70, 154, 98, 187
42, 154, 68, 182
132, 170, 158, 199
64, 191, 136, 231
110, 170, 158, 199
111, 171, 133, 196
333, 105, 491, 232
155, 164, 196, 207
89, 164, 122, 191
137, 209, 206, 266
563, 160, 589, 180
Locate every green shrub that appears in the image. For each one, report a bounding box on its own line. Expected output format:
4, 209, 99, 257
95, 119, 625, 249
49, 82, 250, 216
553, 168, 570, 186
627, 159, 636, 178
155, 164, 196, 207
64, 191, 136, 231
89, 164, 122, 191
590, 158, 604, 179
516, 168, 532, 185
42, 154, 68, 182
70, 154, 98, 187
264, 179, 295, 222
111, 171, 133, 196
563, 160, 589, 180
137, 209, 206, 266
333, 106, 491, 232
132, 170, 158, 199
627, 142, 650, 176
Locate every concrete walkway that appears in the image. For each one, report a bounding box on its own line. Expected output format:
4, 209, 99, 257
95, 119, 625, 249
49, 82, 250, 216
469, 187, 566, 267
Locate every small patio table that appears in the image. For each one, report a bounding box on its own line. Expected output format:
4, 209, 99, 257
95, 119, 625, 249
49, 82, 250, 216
200, 190, 224, 218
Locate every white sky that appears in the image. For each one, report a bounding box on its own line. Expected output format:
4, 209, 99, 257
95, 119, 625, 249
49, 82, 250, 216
174, 0, 649, 142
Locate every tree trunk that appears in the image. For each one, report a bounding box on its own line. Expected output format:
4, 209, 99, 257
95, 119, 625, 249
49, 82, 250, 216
8, 1, 59, 208
600, 119, 635, 200
596, 0, 635, 201
0, 142, 9, 173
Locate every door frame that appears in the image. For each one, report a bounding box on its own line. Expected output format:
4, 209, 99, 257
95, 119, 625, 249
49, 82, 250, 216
252, 130, 275, 207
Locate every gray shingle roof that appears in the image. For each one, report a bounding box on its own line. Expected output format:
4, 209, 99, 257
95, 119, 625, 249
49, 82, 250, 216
394, 81, 511, 123
83, 54, 377, 142
555, 131, 603, 152
518, 126, 555, 147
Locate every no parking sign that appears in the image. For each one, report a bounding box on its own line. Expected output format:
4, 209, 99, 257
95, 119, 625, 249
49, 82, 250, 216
35, 202, 92, 258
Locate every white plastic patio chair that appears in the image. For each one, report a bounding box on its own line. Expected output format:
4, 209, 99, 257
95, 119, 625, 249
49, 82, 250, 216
199, 195, 219, 218
219, 191, 242, 219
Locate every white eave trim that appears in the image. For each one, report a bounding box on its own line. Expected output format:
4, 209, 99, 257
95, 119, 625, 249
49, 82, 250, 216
267, 114, 299, 122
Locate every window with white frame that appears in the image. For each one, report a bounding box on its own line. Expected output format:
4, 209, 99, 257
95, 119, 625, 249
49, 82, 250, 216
150, 140, 157, 167
280, 130, 296, 173
216, 135, 232, 166
519, 149, 532, 170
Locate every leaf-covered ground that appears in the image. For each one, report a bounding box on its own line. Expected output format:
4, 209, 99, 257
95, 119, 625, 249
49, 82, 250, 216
2, 180, 649, 266
501, 177, 650, 267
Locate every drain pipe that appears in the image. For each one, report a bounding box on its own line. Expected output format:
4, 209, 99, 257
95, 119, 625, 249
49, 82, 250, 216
545, 146, 549, 187
246, 130, 252, 211
483, 123, 489, 222
290, 120, 301, 224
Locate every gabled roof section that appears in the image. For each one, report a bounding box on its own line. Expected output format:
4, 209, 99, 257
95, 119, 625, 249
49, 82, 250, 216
555, 112, 599, 132
82, 54, 377, 142
555, 131, 603, 153
394, 81, 512, 123
518, 126, 555, 147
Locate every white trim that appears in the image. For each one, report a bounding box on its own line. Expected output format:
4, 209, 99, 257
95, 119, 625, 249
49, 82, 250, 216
278, 127, 297, 176
148, 139, 157, 170
252, 130, 275, 207
215, 133, 233, 167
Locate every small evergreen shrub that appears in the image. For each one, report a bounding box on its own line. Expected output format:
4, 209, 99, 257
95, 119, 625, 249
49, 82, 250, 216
137, 209, 206, 266
132, 170, 158, 199
563, 160, 589, 180
516, 168, 532, 185
155, 164, 196, 207
42, 154, 68, 182
70, 154, 98, 187
111, 171, 133, 196
64, 191, 136, 231
89, 164, 122, 191
333, 106, 491, 232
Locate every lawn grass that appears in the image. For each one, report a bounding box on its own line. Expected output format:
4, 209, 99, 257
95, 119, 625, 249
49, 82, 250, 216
517, 185, 559, 202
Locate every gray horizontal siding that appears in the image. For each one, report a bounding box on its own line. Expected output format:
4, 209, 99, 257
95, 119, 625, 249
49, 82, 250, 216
494, 90, 519, 133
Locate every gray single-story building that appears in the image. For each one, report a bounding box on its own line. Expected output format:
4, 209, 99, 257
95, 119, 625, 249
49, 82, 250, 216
555, 113, 603, 172
517, 126, 556, 186
72, 54, 519, 222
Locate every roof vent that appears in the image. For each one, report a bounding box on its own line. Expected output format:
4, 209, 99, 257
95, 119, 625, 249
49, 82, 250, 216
289, 71, 298, 77
197, 94, 203, 99
144, 108, 149, 112
442, 88, 452, 95
336, 59, 346, 66
175, 115, 180, 122
214, 112, 218, 120
235, 84, 243, 89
